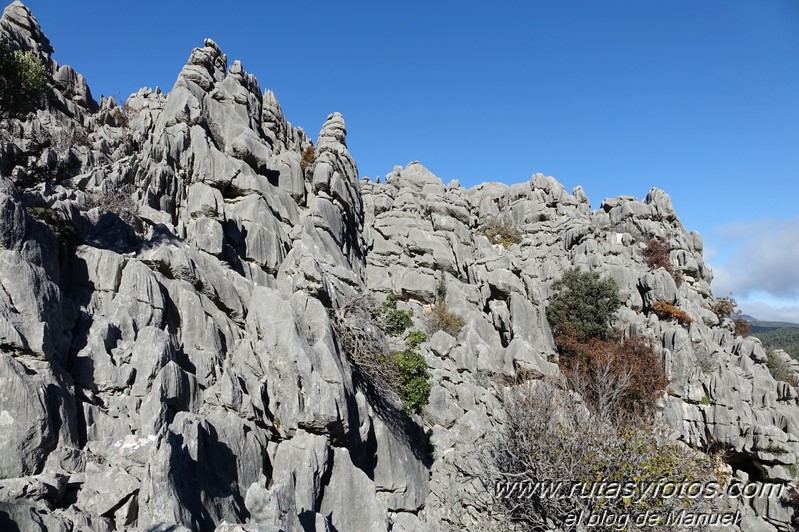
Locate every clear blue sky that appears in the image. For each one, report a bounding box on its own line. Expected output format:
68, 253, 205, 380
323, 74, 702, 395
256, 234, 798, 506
19, 0, 799, 321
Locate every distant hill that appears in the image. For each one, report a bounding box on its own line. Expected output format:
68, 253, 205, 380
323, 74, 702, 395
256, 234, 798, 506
749, 318, 799, 359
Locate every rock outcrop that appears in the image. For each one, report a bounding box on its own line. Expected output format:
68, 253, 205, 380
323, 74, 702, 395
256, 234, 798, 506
0, 2, 797, 531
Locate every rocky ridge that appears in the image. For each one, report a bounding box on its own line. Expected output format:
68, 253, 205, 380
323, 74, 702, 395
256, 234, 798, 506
0, 2, 798, 531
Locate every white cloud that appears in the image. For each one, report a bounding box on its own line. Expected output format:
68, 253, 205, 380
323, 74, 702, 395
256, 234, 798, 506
708, 216, 799, 299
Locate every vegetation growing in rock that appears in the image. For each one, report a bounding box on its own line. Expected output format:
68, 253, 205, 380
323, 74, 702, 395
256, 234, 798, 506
300, 144, 315, 171
425, 276, 465, 337
713, 295, 751, 337
380, 293, 414, 336
695, 349, 719, 374
88, 183, 140, 229
641, 236, 683, 287
392, 330, 431, 414
554, 323, 668, 416
480, 216, 523, 249
546, 267, 621, 341
652, 300, 693, 326
766, 348, 798, 386
333, 293, 432, 414
0, 45, 50, 118
547, 267, 667, 415
492, 378, 725, 530
28, 205, 80, 249
734, 318, 752, 338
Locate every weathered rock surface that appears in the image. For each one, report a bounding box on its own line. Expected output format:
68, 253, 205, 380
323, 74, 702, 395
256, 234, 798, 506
1, 2, 798, 531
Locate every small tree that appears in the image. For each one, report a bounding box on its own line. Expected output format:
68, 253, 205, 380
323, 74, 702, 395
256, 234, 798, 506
546, 267, 621, 341
0, 45, 50, 118
713, 295, 751, 337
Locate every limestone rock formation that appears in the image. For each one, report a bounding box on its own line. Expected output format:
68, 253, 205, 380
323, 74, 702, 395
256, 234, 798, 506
0, 2, 798, 531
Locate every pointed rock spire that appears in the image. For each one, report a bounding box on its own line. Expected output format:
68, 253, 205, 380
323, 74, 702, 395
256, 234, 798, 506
316, 112, 347, 151
175, 37, 228, 92
0, 1, 53, 60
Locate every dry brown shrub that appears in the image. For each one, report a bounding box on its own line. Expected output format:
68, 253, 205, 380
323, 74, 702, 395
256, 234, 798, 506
426, 301, 466, 337
300, 145, 316, 171
712, 296, 737, 319
652, 300, 692, 326
480, 217, 523, 249
331, 294, 397, 392
554, 323, 667, 417
734, 318, 752, 337
88, 183, 140, 229
642, 237, 683, 287
491, 378, 725, 531
712, 295, 751, 337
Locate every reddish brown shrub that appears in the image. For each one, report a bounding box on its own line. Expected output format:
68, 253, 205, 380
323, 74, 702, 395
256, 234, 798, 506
734, 318, 752, 337
554, 323, 668, 416
642, 237, 682, 287
712, 296, 737, 319
300, 145, 315, 171
652, 300, 693, 325
713, 295, 751, 337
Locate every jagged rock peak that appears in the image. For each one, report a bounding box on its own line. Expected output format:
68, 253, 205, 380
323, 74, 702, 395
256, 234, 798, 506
383, 161, 443, 191
262, 88, 308, 153
262, 89, 285, 131
317, 112, 348, 150
645, 187, 678, 221
1, 2, 97, 114
175, 37, 229, 92
0, 1, 53, 58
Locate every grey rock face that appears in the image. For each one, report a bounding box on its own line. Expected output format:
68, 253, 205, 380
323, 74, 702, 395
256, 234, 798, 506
0, 3, 797, 531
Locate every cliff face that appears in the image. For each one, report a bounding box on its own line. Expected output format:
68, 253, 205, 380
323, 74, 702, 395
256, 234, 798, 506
0, 2, 797, 531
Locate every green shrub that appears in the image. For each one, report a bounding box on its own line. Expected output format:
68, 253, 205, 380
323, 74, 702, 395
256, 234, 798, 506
546, 268, 667, 416
333, 294, 432, 415
480, 217, 522, 249
0, 45, 50, 118
379, 293, 413, 336
393, 332, 431, 414
700, 395, 711, 406
546, 267, 621, 342
406, 330, 428, 349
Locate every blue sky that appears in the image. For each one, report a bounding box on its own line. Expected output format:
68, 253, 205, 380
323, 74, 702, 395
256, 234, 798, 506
19, 0, 799, 321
